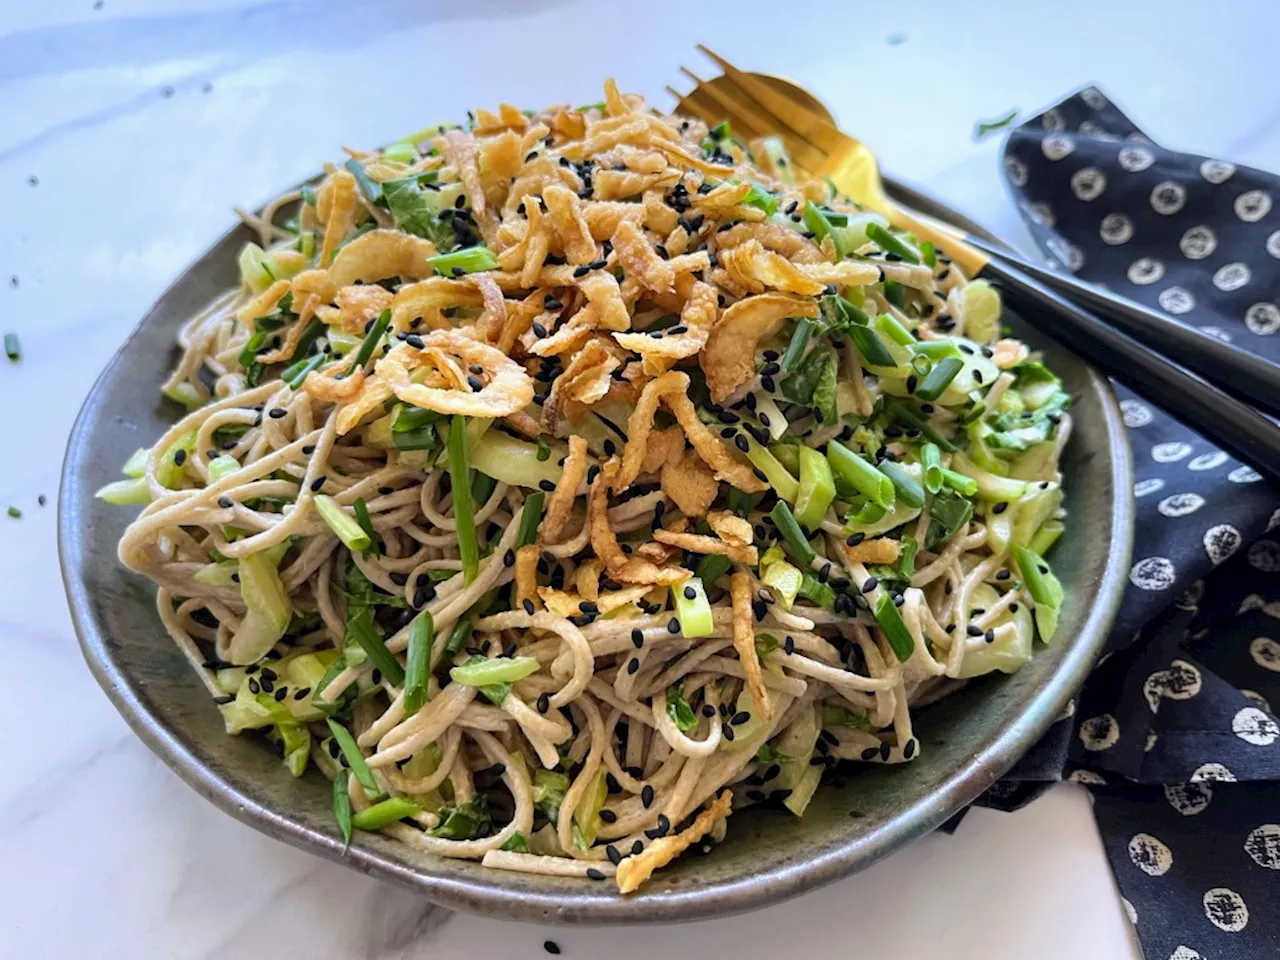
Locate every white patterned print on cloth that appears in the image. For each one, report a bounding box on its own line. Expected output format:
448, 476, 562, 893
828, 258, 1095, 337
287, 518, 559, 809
1242, 824, 1280, 870
1234, 189, 1272, 223
1179, 224, 1217, 259
1128, 833, 1173, 875
1130, 556, 1176, 590
1203, 524, 1242, 564
1231, 706, 1279, 746
1100, 212, 1134, 245
1202, 887, 1249, 932
1163, 781, 1213, 816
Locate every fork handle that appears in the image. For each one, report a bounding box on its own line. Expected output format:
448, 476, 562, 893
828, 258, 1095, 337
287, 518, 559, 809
980, 256, 1280, 481
963, 236, 1280, 419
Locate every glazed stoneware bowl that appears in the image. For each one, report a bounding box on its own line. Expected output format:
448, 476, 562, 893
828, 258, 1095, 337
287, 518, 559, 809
60, 176, 1134, 924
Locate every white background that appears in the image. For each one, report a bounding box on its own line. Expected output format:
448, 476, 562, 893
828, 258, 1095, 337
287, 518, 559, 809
5, 0, 1277, 956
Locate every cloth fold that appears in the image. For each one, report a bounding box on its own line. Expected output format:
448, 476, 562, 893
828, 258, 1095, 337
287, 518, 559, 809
966, 86, 1280, 955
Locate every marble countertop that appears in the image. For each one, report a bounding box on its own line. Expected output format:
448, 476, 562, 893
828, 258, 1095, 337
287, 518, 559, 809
4, 0, 1276, 956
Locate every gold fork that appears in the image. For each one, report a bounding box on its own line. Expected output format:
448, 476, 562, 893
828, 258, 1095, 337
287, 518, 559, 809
667, 46, 1280, 478
668, 45, 986, 277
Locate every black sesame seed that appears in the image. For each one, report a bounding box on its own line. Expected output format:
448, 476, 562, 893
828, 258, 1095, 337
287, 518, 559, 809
667, 617, 680, 634
683, 585, 697, 600
967, 624, 984, 637
734, 434, 749, 453
172, 449, 187, 466
631, 628, 644, 648
730, 711, 750, 725
722, 725, 736, 741
390, 572, 409, 586
522, 598, 536, 615
992, 501, 1009, 514
544, 942, 562, 955
537, 692, 550, 714
539, 479, 556, 492
641, 785, 655, 807
847, 532, 866, 546
310, 476, 326, 492
586, 868, 606, 881
218, 496, 233, 509
503, 549, 516, 567
862, 577, 879, 593
784, 635, 796, 655
985, 628, 996, 643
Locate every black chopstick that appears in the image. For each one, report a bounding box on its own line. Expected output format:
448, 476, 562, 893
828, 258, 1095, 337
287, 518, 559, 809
971, 255, 1280, 482
962, 234, 1280, 419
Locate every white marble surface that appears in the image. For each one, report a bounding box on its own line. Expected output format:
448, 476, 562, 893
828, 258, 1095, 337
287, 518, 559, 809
4, 0, 1276, 955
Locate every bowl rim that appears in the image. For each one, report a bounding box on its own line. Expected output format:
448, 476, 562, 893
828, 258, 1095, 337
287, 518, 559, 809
59, 174, 1135, 924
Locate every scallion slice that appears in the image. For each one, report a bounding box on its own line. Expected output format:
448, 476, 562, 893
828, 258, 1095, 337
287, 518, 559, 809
403, 611, 434, 716
517, 491, 545, 547
448, 416, 479, 584
770, 501, 817, 568
878, 460, 925, 509
913, 356, 964, 402
352, 796, 422, 831
428, 246, 500, 276
326, 718, 383, 800
873, 592, 915, 662
450, 655, 540, 687
671, 577, 713, 638
866, 222, 920, 264
314, 495, 372, 553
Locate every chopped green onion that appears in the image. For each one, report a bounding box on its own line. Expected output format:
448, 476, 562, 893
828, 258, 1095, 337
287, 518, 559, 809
802, 201, 845, 258
314, 495, 372, 553
694, 552, 733, 587
517, 491, 545, 547
665, 683, 698, 731
847, 324, 897, 368
156, 430, 197, 490
326, 719, 383, 800
974, 108, 1020, 141
921, 443, 944, 495
403, 611, 434, 716
879, 460, 925, 509
795, 447, 836, 529
7, 505, 21, 519
913, 355, 964, 401
382, 141, 416, 165
827, 441, 895, 508
671, 577, 713, 638
779, 318, 814, 374
873, 592, 915, 662
920, 240, 937, 269
874, 313, 916, 346
95, 477, 151, 505
352, 497, 376, 552
759, 547, 802, 608
393, 405, 441, 432
347, 309, 391, 375
282, 352, 324, 389
727, 487, 754, 515
343, 158, 383, 203
469, 428, 562, 491
332, 774, 353, 846
770, 501, 817, 568
445, 619, 474, 655
741, 183, 777, 215
448, 416, 479, 584
297, 230, 316, 259
392, 426, 439, 451
4, 332, 21, 361
352, 796, 422, 831
939, 466, 979, 497
883, 279, 906, 308
428, 246, 500, 276
535, 436, 552, 462
450, 655, 540, 687
502, 832, 531, 853
834, 295, 871, 326
886, 401, 957, 452
911, 339, 962, 360
865, 222, 920, 264
1012, 544, 1063, 642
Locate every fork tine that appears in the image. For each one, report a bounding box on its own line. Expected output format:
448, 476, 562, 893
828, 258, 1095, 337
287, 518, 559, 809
696, 44, 848, 155
676, 66, 828, 174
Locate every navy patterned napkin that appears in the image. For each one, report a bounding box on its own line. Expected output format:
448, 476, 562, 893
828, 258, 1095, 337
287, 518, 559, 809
957, 88, 1280, 958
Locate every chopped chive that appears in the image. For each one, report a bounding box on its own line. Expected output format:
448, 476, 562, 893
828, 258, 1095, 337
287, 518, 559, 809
427, 246, 500, 276
445, 619, 474, 655
7, 505, 21, 519
333, 774, 353, 846
348, 309, 391, 375
346, 611, 405, 687
1012, 544, 1063, 642
866, 222, 920, 264
283, 352, 325, 390
352, 497, 376, 554
886, 401, 957, 452
913, 356, 964, 402
535, 436, 552, 462
770, 501, 817, 568
920, 240, 937, 269
517, 491, 545, 547
726, 487, 754, 515
921, 443, 944, 495
326, 719, 383, 800
847, 324, 896, 368
471, 470, 497, 505
451, 655, 540, 686
873, 592, 915, 662
780, 318, 815, 374
802, 201, 846, 258
403, 611, 434, 716
448, 416, 479, 584
392, 426, 438, 451
836, 296, 871, 326
351, 796, 422, 831
393, 405, 442, 432
878, 460, 925, 509
3, 332, 20, 361
910, 340, 962, 360
314, 495, 372, 553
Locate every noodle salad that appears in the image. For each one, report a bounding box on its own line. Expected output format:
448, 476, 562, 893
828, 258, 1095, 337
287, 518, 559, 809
99, 80, 1069, 892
